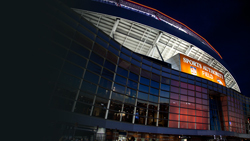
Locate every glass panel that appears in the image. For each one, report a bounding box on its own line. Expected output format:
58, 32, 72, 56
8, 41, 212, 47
161, 84, 170, 91
170, 107, 179, 113
126, 88, 137, 98
104, 60, 116, 72
160, 90, 169, 98
124, 96, 136, 105
127, 80, 138, 89
81, 80, 97, 93
99, 78, 112, 90
188, 84, 195, 90
170, 99, 179, 106
169, 120, 178, 128
113, 83, 125, 93
180, 88, 187, 95
171, 86, 179, 93
120, 53, 130, 62
74, 102, 92, 115
180, 108, 188, 115
62, 61, 84, 78
129, 72, 139, 82
59, 72, 81, 88
111, 92, 124, 102
148, 94, 158, 103
115, 75, 127, 85
66, 51, 87, 68
132, 53, 141, 61
70, 41, 90, 58
170, 93, 179, 100
93, 43, 106, 57
118, 59, 130, 70
142, 64, 151, 71
130, 64, 140, 74
151, 73, 160, 82
102, 68, 114, 80
107, 51, 118, 64
87, 61, 102, 74
84, 71, 99, 84
161, 77, 170, 84
151, 80, 159, 88
140, 77, 150, 85
97, 87, 110, 99
138, 91, 148, 101
131, 58, 140, 66
180, 95, 187, 101
150, 87, 159, 96
117, 67, 128, 77
141, 69, 151, 78
90, 52, 104, 65
139, 84, 149, 93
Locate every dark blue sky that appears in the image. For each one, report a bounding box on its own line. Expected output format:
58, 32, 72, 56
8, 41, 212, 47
133, 0, 250, 97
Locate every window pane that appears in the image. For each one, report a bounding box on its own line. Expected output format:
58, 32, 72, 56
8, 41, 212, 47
129, 72, 139, 81
99, 78, 112, 90
70, 41, 90, 58
148, 95, 158, 103
67, 51, 87, 68
140, 77, 150, 85
81, 81, 97, 94
160, 90, 169, 98
111, 92, 124, 102
87, 61, 102, 74
169, 120, 178, 128
170, 93, 179, 100
171, 86, 179, 93
104, 60, 116, 72
150, 87, 159, 95
63, 61, 84, 78
127, 80, 138, 89
102, 68, 114, 80
97, 87, 110, 99
84, 71, 99, 84
126, 88, 137, 98
117, 67, 128, 77
113, 83, 125, 93
161, 84, 170, 91
118, 59, 130, 70
115, 75, 127, 85
151, 80, 159, 88
90, 52, 104, 65
139, 84, 149, 93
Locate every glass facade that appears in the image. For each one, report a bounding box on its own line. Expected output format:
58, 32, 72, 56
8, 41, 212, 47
44, 0, 250, 137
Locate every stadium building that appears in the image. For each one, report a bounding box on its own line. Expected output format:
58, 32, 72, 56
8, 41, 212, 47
43, 0, 250, 140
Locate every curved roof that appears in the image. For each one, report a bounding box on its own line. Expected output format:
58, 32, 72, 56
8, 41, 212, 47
71, 0, 240, 92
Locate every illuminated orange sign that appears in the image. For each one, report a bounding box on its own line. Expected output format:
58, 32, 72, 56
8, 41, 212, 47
179, 54, 225, 86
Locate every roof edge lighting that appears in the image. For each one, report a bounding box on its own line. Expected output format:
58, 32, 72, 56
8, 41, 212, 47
95, 0, 223, 59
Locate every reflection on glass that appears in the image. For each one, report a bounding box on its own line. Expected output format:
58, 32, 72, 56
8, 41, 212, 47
150, 87, 159, 96
161, 84, 170, 91
127, 80, 138, 89
117, 67, 128, 77
139, 84, 149, 93
160, 90, 169, 98
97, 87, 110, 99
138, 91, 148, 101
126, 88, 137, 98
140, 77, 150, 85
113, 83, 125, 93
84, 71, 99, 84
74, 102, 92, 115
111, 92, 124, 102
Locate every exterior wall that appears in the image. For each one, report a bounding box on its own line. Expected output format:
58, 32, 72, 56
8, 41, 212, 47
43, 0, 250, 139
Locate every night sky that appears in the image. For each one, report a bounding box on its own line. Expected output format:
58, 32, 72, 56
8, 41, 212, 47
132, 0, 250, 97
